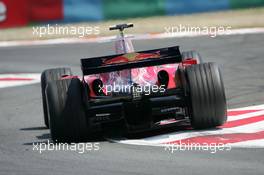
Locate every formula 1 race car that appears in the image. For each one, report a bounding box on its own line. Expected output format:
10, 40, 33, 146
41, 23, 227, 142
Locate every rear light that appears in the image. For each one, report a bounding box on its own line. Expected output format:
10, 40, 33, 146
182, 58, 197, 65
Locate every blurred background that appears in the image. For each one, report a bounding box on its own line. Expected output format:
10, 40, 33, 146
0, 0, 264, 40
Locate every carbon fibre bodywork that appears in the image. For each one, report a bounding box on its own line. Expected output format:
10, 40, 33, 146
79, 46, 197, 133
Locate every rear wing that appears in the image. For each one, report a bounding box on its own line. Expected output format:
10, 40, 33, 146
81, 46, 182, 75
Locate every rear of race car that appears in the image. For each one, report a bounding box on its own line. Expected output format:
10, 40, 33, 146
41, 46, 227, 142
81, 46, 186, 132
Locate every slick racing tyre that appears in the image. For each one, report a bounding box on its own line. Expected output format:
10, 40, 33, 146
46, 78, 89, 142
41, 68, 72, 128
182, 50, 203, 63
185, 63, 227, 129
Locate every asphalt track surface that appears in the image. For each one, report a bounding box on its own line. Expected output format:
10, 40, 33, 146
0, 33, 264, 175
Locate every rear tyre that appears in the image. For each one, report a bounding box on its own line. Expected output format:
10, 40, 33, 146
41, 68, 72, 128
185, 63, 227, 129
46, 78, 89, 142
182, 50, 203, 63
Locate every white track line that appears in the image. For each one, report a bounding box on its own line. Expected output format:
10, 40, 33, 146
111, 105, 264, 147
115, 123, 264, 146
0, 28, 264, 48
228, 104, 264, 111
227, 110, 264, 122
229, 139, 264, 148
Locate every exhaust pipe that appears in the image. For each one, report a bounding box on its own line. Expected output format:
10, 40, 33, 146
92, 79, 105, 96
157, 70, 169, 89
